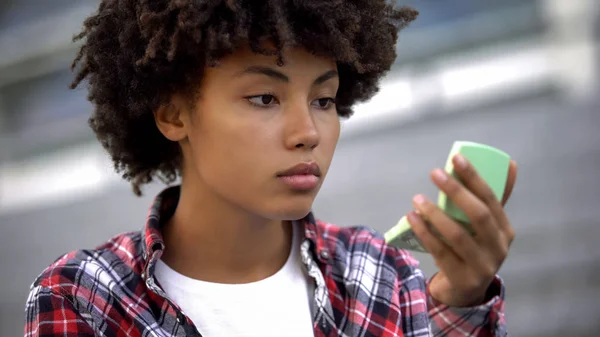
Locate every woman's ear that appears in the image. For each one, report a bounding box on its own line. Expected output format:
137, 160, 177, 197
154, 94, 189, 142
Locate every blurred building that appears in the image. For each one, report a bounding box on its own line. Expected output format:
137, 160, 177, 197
0, 0, 599, 336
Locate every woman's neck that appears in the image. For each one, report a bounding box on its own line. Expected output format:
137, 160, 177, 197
160, 177, 293, 284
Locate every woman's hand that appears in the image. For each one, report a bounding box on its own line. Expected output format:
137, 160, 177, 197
407, 154, 518, 307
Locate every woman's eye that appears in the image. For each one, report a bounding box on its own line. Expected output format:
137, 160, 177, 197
247, 95, 277, 107
312, 98, 336, 109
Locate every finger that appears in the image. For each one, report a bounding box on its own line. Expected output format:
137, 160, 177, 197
412, 194, 480, 261
430, 168, 498, 241
447, 156, 515, 248
406, 211, 463, 271
452, 154, 506, 224
411, 197, 503, 280
501, 160, 518, 206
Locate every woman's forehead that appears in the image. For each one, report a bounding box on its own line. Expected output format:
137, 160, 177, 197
212, 44, 337, 75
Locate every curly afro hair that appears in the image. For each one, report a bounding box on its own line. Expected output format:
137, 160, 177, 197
70, 0, 418, 196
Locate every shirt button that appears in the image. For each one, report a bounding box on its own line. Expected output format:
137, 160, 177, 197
320, 250, 330, 260
141, 271, 146, 280
176, 313, 186, 325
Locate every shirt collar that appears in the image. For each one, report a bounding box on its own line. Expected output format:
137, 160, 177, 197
140, 185, 330, 276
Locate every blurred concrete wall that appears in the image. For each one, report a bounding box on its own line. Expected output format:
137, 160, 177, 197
1, 93, 599, 337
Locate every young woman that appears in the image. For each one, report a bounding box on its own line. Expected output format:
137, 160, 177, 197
25, 1, 517, 336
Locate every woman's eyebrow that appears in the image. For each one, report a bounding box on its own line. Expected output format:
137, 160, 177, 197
313, 70, 338, 86
234, 66, 338, 86
235, 66, 289, 82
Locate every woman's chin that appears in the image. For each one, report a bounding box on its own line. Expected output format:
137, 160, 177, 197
262, 200, 315, 221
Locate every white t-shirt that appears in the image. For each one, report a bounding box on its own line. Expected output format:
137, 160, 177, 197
154, 224, 315, 337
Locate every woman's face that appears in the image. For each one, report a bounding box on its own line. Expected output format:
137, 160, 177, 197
163, 46, 341, 220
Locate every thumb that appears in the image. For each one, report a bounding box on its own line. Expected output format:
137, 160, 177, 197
501, 160, 518, 206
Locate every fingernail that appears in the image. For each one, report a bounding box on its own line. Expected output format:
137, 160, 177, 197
413, 194, 426, 205
433, 169, 447, 183
407, 211, 420, 223
454, 154, 468, 169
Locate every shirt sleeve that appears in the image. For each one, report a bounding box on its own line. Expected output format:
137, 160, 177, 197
24, 285, 96, 337
395, 249, 507, 337
426, 274, 507, 337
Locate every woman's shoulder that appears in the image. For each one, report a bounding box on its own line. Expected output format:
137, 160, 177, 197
29, 230, 144, 295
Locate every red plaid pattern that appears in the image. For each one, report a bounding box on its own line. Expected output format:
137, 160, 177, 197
25, 186, 507, 336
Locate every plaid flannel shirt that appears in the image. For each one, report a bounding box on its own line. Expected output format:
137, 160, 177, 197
24, 186, 507, 337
